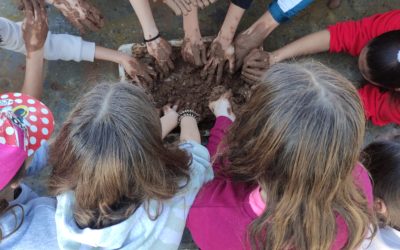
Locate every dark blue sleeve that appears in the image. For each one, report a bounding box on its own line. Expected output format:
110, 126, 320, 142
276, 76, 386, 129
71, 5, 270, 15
231, 0, 253, 10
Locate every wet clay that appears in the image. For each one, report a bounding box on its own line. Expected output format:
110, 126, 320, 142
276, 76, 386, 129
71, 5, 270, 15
128, 43, 254, 128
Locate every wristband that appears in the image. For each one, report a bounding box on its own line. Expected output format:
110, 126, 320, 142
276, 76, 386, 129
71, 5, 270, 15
178, 109, 200, 125
144, 33, 160, 43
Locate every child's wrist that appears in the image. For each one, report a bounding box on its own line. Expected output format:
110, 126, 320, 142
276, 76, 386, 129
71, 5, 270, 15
26, 48, 44, 60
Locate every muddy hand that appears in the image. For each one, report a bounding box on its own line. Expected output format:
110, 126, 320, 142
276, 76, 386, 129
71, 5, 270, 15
209, 90, 235, 120
159, 0, 192, 16
163, 101, 180, 116
233, 23, 267, 71
202, 40, 235, 84
241, 48, 270, 84
147, 37, 174, 77
49, 0, 104, 33
121, 55, 156, 85
181, 37, 207, 66
22, 0, 48, 54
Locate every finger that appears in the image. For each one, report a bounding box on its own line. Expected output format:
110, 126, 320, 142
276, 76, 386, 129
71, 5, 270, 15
158, 60, 170, 75
31, 0, 40, 20
86, 10, 105, 30
166, 56, 175, 70
190, 0, 198, 6
242, 71, 261, 83
22, 0, 34, 18
244, 67, 266, 78
209, 0, 218, 3
165, 0, 182, 15
202, 0, 211, 7
203, 58, 213, 72
196, 0, 205, 9
81, 18, 101, 32
140, 69, 153, 83
216, 61, 224, 84
192, 44, 202, 66
173, 0, 189, 15
200, 45, 207, 65
245, 60, 269, 69
228, 56, 235, 74
206, 61, 218, 83
146, 66, 157, 78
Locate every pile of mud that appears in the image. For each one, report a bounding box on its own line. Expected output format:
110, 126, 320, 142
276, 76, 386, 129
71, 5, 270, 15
127, 45, 255, 128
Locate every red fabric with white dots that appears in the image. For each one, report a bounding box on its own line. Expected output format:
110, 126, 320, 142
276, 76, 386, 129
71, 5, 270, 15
0, 92, 54, 189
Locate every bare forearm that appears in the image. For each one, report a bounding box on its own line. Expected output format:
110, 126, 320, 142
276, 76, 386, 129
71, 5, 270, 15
94, 45, 126, 64
218, 3, 245, 45
180, 116, 200, 143
161, 112, 178, 139
183, 6, 199, 37
271, 29, 330, 63
129, 0, 159, 39
22, 50, 44, 99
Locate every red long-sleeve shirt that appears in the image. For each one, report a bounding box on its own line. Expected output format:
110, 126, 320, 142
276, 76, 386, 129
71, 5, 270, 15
187, 116, 373, 250
328, 10, 400, 126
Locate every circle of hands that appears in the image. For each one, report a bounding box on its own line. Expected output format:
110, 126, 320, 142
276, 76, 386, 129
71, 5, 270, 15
22, 0, 275, 86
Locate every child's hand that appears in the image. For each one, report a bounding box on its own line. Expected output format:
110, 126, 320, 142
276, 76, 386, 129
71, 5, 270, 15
202, 39, 235, 84
192, 0, 218, 9
181, 34, 207, 66
147, 37, 174, 78
241, 48, 272, 84
22, 0, 48, 55
161, 102, 180, 138
209, 91, 235, 121
48, 0, 104, 33
160, 0, 191, 16
120, 55, 156, 85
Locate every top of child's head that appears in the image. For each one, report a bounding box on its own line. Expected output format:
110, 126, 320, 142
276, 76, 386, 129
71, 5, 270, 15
223, 61, 372, 250
48, 82, 191, 229
359, 30, 400, 91
0, 92, 54, 240
363, 136, 400, 229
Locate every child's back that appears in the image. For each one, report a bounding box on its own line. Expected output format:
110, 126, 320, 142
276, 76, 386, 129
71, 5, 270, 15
48, 82, 212, 249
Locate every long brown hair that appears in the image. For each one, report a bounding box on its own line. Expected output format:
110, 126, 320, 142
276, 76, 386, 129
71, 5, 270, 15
48, 83, 190, 229
223, 62, 374, 250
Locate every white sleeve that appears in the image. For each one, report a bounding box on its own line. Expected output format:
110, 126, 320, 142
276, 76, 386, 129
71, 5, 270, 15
44, 33, 96, 62
0, 17, 95, 62
0, 17, 25, 54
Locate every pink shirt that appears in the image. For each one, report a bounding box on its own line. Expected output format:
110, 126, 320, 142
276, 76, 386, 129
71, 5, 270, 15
187, 116, 373, 250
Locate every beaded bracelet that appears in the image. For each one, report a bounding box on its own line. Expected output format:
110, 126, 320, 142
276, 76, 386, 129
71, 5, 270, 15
178, 109, 200, 125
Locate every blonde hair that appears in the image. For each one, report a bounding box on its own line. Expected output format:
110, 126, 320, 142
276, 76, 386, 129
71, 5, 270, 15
49, 83, 190, 228
223, 62, 375, 250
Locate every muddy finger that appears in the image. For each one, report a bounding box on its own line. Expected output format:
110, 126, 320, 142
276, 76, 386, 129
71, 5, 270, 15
245, 60, 269, 70
242, 72, 261, 83
22, 0, 34, 17
31, 0, 40, 20
206, 61, 218, 83
81, 18, 101, 32
86, 11, 105, 30
244, 67, 266, 78
216, 61, 225, 84
191, 44, 202, 66
200, 44, 207, 65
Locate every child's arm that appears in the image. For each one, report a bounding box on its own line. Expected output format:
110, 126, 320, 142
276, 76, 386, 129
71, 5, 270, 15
0, 17, 96, 62
233, 0, 314, 69
129, 0, 174, 76
203, 3, 244, 84
45, 0, 104, 33
94, 46, 155, 84
181, 5, 207, 66
269, 30, 330, 64
180, 116, 201, 143
160, 104, 179, 139
21, 0, 48, 100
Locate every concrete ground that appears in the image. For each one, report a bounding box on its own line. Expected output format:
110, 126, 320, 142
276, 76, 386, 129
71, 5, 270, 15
1, 0, 399, 248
